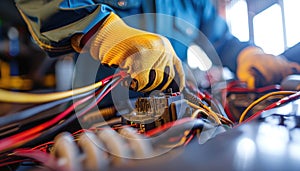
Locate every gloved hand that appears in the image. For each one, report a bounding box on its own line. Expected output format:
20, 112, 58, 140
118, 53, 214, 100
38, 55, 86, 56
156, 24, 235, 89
86, 13, 185, 92
237, 47, 300, 89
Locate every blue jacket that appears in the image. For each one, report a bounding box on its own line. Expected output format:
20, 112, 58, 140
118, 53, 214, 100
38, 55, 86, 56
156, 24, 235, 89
16, 0, 252, 72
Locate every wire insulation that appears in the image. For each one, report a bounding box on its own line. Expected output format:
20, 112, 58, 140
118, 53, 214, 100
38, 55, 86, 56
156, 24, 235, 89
0, 89, 94, 128
0, 71, 126, 103
239, 91, 300, 125
0, 75, 124, 152
187, 101, 221, 125
239, 91, 296, 123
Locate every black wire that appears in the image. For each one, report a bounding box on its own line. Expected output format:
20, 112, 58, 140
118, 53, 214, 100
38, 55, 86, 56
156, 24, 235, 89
0, 87, 97, 128
182, 88, 204, 106
150, 118, 213, 145
22, 77, 121, 147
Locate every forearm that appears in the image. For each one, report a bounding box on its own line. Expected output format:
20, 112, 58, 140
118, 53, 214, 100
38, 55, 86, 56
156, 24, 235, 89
198, 0, 252, 72
281, 42, 300, 64
217, 36, 252, 73
15, 0, 113, 57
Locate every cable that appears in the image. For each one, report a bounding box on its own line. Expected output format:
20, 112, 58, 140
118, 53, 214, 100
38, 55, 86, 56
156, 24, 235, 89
240, 91, 300, 124
74, 76, 123, 118
184, 130, 196, 146
198, 90, 229, 119
80, 106, 116, 128
210, 97, 229, 119
0, 71, 126, 103
216, 113, 234, 126
17, 76, 123, 150
0, 73, 125, 139
239, 91, 296, 123
34, 78, 120, 142
0, 81, 102, 104
190, 108, 233, 126
145, 117, 209, 137
0, 89, 94, 128
145, 117, 212, 149
0, 95, 93, 152
0, 76, 124, 152
191, 108, 209, 119
182, 88, 222, 125
187, 101, 222, 125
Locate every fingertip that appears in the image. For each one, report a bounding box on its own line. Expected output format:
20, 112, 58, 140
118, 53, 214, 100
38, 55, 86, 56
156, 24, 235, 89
246, 76, 256, 89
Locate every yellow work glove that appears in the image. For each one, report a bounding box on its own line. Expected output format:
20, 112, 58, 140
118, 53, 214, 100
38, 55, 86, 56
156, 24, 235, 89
88, 13, 185, 92
237, 47, 300, 89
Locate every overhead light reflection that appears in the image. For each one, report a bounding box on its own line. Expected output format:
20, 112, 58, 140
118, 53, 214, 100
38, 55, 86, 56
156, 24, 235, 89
234, 137, 256, 171
256, 123, 289, 156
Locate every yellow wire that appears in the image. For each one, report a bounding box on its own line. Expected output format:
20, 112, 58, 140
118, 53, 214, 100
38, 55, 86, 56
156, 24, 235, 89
0, 81, 104, 103
187, 101, 222, 125
216, 113, 234, 126
239, 91, 296, 123
191, 108, 209, 119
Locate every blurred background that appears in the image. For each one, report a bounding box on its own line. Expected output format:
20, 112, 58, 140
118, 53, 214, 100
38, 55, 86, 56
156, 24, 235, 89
215, 0, 300, 55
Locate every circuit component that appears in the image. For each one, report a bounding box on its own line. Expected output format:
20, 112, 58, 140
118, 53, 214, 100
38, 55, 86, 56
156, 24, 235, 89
121, 93, 192, 132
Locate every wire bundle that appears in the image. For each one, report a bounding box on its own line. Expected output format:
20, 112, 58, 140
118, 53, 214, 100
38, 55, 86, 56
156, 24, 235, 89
182, 88, 233, 126
0, 126, 153, 170
238, 90, 299, 124
0, 72, 235, 170
0, 72, 127, 153
0, 116, 220, 169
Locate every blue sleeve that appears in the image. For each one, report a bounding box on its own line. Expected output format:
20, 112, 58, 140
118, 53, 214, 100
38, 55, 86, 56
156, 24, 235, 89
15, 0, 113, 57
281, 42, 300, 64
198, 0, 251, 72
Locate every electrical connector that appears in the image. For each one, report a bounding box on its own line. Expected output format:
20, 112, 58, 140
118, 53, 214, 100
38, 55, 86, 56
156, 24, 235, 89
121, 92, 191, 132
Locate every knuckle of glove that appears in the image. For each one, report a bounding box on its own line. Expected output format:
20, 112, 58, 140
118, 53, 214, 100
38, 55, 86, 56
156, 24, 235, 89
132, 36, 175, 91
135, 41, 183, 92
237, 53, 272, 87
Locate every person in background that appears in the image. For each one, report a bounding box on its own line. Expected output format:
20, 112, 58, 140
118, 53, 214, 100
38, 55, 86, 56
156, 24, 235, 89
14, 0, 300, 92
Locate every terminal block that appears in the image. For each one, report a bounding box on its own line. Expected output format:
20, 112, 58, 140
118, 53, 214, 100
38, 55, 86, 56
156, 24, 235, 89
121, 93, 192, 132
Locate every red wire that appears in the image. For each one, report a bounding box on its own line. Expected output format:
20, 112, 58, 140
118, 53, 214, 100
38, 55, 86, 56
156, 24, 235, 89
144, 117, 196, 137
0, 95, 93, 152
76, 77, 123, 118
223, 81, 282, 123
225, 81, 281, 93
224, 103, 236, 122
237, 91, 300, 126
0, 73, 125, 152
31, 141, 54, 150
71, 129, 89, 135
0, 159, 29, 167
184, 132, 195, 146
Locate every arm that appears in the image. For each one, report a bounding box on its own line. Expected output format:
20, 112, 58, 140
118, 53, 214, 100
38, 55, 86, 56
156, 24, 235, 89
198, 0, 300, 88
281, 42, 300, 64
16, 0, 185, 92
15, 0, 113, 57
198, 0, 250, 73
